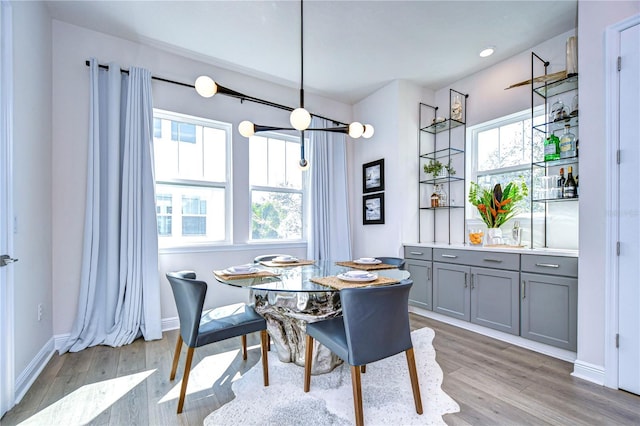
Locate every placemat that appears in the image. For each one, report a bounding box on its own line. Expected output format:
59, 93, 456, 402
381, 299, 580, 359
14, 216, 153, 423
259, 259, 316, 267
335, 260, 398, 271
309, 275, 398, 290
213, 270, 280, 280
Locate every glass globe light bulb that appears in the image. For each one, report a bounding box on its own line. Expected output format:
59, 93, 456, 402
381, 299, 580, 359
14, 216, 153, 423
238, 121, 256, 138
195, 75, 218, 98
290, 108, 311, 131
348, 122, 364, 138
362, 124, 375, 138
298, 158, 310, 170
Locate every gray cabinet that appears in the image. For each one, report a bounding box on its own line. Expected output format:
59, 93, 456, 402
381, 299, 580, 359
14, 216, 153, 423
471, 267, 520, 335
432, 248, 520, 335
433, 262, 469, 321
404, 246, 433, 309
520, 254, 578, 351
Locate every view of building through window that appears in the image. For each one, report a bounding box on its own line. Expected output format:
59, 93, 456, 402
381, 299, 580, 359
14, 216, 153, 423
152, 110, 231, 246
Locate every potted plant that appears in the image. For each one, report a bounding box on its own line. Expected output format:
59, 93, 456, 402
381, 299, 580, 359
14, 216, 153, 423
468, 179, 528, 244
423, 159, 456, 179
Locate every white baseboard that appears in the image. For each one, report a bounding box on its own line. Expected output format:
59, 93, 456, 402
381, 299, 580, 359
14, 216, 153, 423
572, 359, 606, 386
14, 337, 55, 405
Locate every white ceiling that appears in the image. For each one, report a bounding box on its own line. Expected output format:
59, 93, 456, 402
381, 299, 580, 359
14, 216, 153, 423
46, 0, 578, 104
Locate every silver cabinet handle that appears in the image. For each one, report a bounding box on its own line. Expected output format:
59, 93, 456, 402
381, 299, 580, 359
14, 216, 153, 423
470, 273, 474, 289
522, 280, 526, 299
410, 251, 423, 255
535, 263, 560, 268
483, 257, 503, 263
441, 254, 457, 258
464, 272, 468, 288
428, 266, 432, 281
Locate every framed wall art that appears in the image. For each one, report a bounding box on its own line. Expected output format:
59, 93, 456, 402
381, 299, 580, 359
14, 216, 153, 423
362, 158, 384, 193
363, 193, 385, 225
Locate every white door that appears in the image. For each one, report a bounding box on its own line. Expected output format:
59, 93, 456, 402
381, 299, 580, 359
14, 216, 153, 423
618, 22, 640, 395
0, 0, 14, 416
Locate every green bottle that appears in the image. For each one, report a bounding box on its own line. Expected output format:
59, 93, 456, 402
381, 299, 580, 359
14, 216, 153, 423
544, 134, 560, 161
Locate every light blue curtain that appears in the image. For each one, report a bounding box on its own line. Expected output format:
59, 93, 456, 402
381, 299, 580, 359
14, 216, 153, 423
306, 117, 352, 261
60, 59, 161, 353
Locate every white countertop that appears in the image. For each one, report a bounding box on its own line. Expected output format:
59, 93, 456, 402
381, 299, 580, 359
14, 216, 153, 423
404, 242, 579, 257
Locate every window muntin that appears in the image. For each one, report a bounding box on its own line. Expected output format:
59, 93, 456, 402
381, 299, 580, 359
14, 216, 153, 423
249, 133, 305, 241
153, 110, 231, 247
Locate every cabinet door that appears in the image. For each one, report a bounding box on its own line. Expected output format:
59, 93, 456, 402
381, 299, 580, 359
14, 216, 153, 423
521, 272, 577, 351
433, 262, 470, 321
406, 259, 432, 310
470, 267, 520, 335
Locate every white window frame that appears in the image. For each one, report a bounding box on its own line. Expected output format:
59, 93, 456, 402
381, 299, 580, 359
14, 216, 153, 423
466, 106, 545, 224
153, 109, 233, 248
248, 131, 307, 243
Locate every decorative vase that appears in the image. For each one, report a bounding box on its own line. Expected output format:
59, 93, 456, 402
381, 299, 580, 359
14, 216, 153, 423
486, 228, 503, 245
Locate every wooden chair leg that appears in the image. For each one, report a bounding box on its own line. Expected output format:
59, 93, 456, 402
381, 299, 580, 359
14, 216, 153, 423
405, 348, 423, 414
360, 365, 366, 374
260, 329, 269, 386
241, 335, 247, 360
170, 335, 183, 380
350, 365, 364, 426
177, 347, 195, 414
303, 334, 314, 392
267, 333, 271, 351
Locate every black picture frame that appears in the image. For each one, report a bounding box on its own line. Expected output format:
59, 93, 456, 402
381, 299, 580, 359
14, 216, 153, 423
363, 193, 385, 225
362, 158, 384, 193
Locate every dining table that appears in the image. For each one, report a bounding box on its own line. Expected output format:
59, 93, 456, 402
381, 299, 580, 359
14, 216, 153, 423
212, 259, 410, 374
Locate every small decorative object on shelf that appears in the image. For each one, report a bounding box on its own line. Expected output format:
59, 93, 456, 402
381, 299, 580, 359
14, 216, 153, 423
423, 159, 456, 180
468, 179, 528, 229
451, 92, 464, 121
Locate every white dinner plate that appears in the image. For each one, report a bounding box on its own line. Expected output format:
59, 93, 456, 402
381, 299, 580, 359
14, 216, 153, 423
353, 258, 382, 265
337, 272, 378, 282
223, 267, 259, 275
273, 256, 299, 264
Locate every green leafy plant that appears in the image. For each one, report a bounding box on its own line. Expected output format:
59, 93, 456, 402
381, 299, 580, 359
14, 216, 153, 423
468, 179, 528, 228
423, 159, 456, 178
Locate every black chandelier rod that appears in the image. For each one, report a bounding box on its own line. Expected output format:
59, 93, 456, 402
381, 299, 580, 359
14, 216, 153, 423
84, 60, 347, 126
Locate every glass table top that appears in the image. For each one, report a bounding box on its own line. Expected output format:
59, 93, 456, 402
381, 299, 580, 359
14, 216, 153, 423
212, 260, 410, 292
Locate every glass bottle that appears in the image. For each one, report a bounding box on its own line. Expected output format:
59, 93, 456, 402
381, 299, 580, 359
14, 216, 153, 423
564, 166, 577, 198
544, 134, 560, 161
559, 125, 577, 159
557, 168, 566, 198
439, 184, 448, 207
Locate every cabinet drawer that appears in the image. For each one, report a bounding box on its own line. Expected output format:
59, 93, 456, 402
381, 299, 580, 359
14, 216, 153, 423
433, 248, 519, 271
521, 255, 578, 277
404, 246, 432, 261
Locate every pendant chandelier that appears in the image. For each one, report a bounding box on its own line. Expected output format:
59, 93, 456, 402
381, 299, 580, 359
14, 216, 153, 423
194, 0, 373, 170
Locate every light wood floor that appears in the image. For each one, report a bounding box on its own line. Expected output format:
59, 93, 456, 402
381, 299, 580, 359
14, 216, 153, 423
2, 314, 639, 425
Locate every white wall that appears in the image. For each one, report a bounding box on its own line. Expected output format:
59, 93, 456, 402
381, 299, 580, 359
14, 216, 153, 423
50, 20, 351, 336
574, 0, 639, 381
11, 0, 53, 379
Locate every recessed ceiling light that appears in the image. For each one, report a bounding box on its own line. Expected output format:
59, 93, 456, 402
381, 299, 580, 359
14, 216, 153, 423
479, 46, 495, 58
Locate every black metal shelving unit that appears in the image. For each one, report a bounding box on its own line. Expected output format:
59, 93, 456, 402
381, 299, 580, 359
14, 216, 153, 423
418, 89, 468, 244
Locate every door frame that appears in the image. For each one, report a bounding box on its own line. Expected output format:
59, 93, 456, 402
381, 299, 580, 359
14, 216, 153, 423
604, 13, 640, 390
0, 0, 15, 416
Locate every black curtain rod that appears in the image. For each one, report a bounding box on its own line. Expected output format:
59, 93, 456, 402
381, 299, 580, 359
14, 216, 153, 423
84, 60, 346, 126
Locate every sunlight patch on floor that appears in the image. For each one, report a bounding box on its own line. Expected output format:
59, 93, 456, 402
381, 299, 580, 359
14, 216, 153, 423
19, 370, 155, 425
159, 348, 242, 403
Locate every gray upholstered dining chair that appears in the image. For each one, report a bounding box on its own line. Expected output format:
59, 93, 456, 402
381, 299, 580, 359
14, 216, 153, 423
166, 271, 269, 414
303, 280, 422, 426
375, 256, 406, 269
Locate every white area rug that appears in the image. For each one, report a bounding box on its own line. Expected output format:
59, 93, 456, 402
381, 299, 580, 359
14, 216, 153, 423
204, 327, 459, 425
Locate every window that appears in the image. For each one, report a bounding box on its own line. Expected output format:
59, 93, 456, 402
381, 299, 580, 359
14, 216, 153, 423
153, 110, 231, 247
468, 108, 545, 218
249, 133, 306, 241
